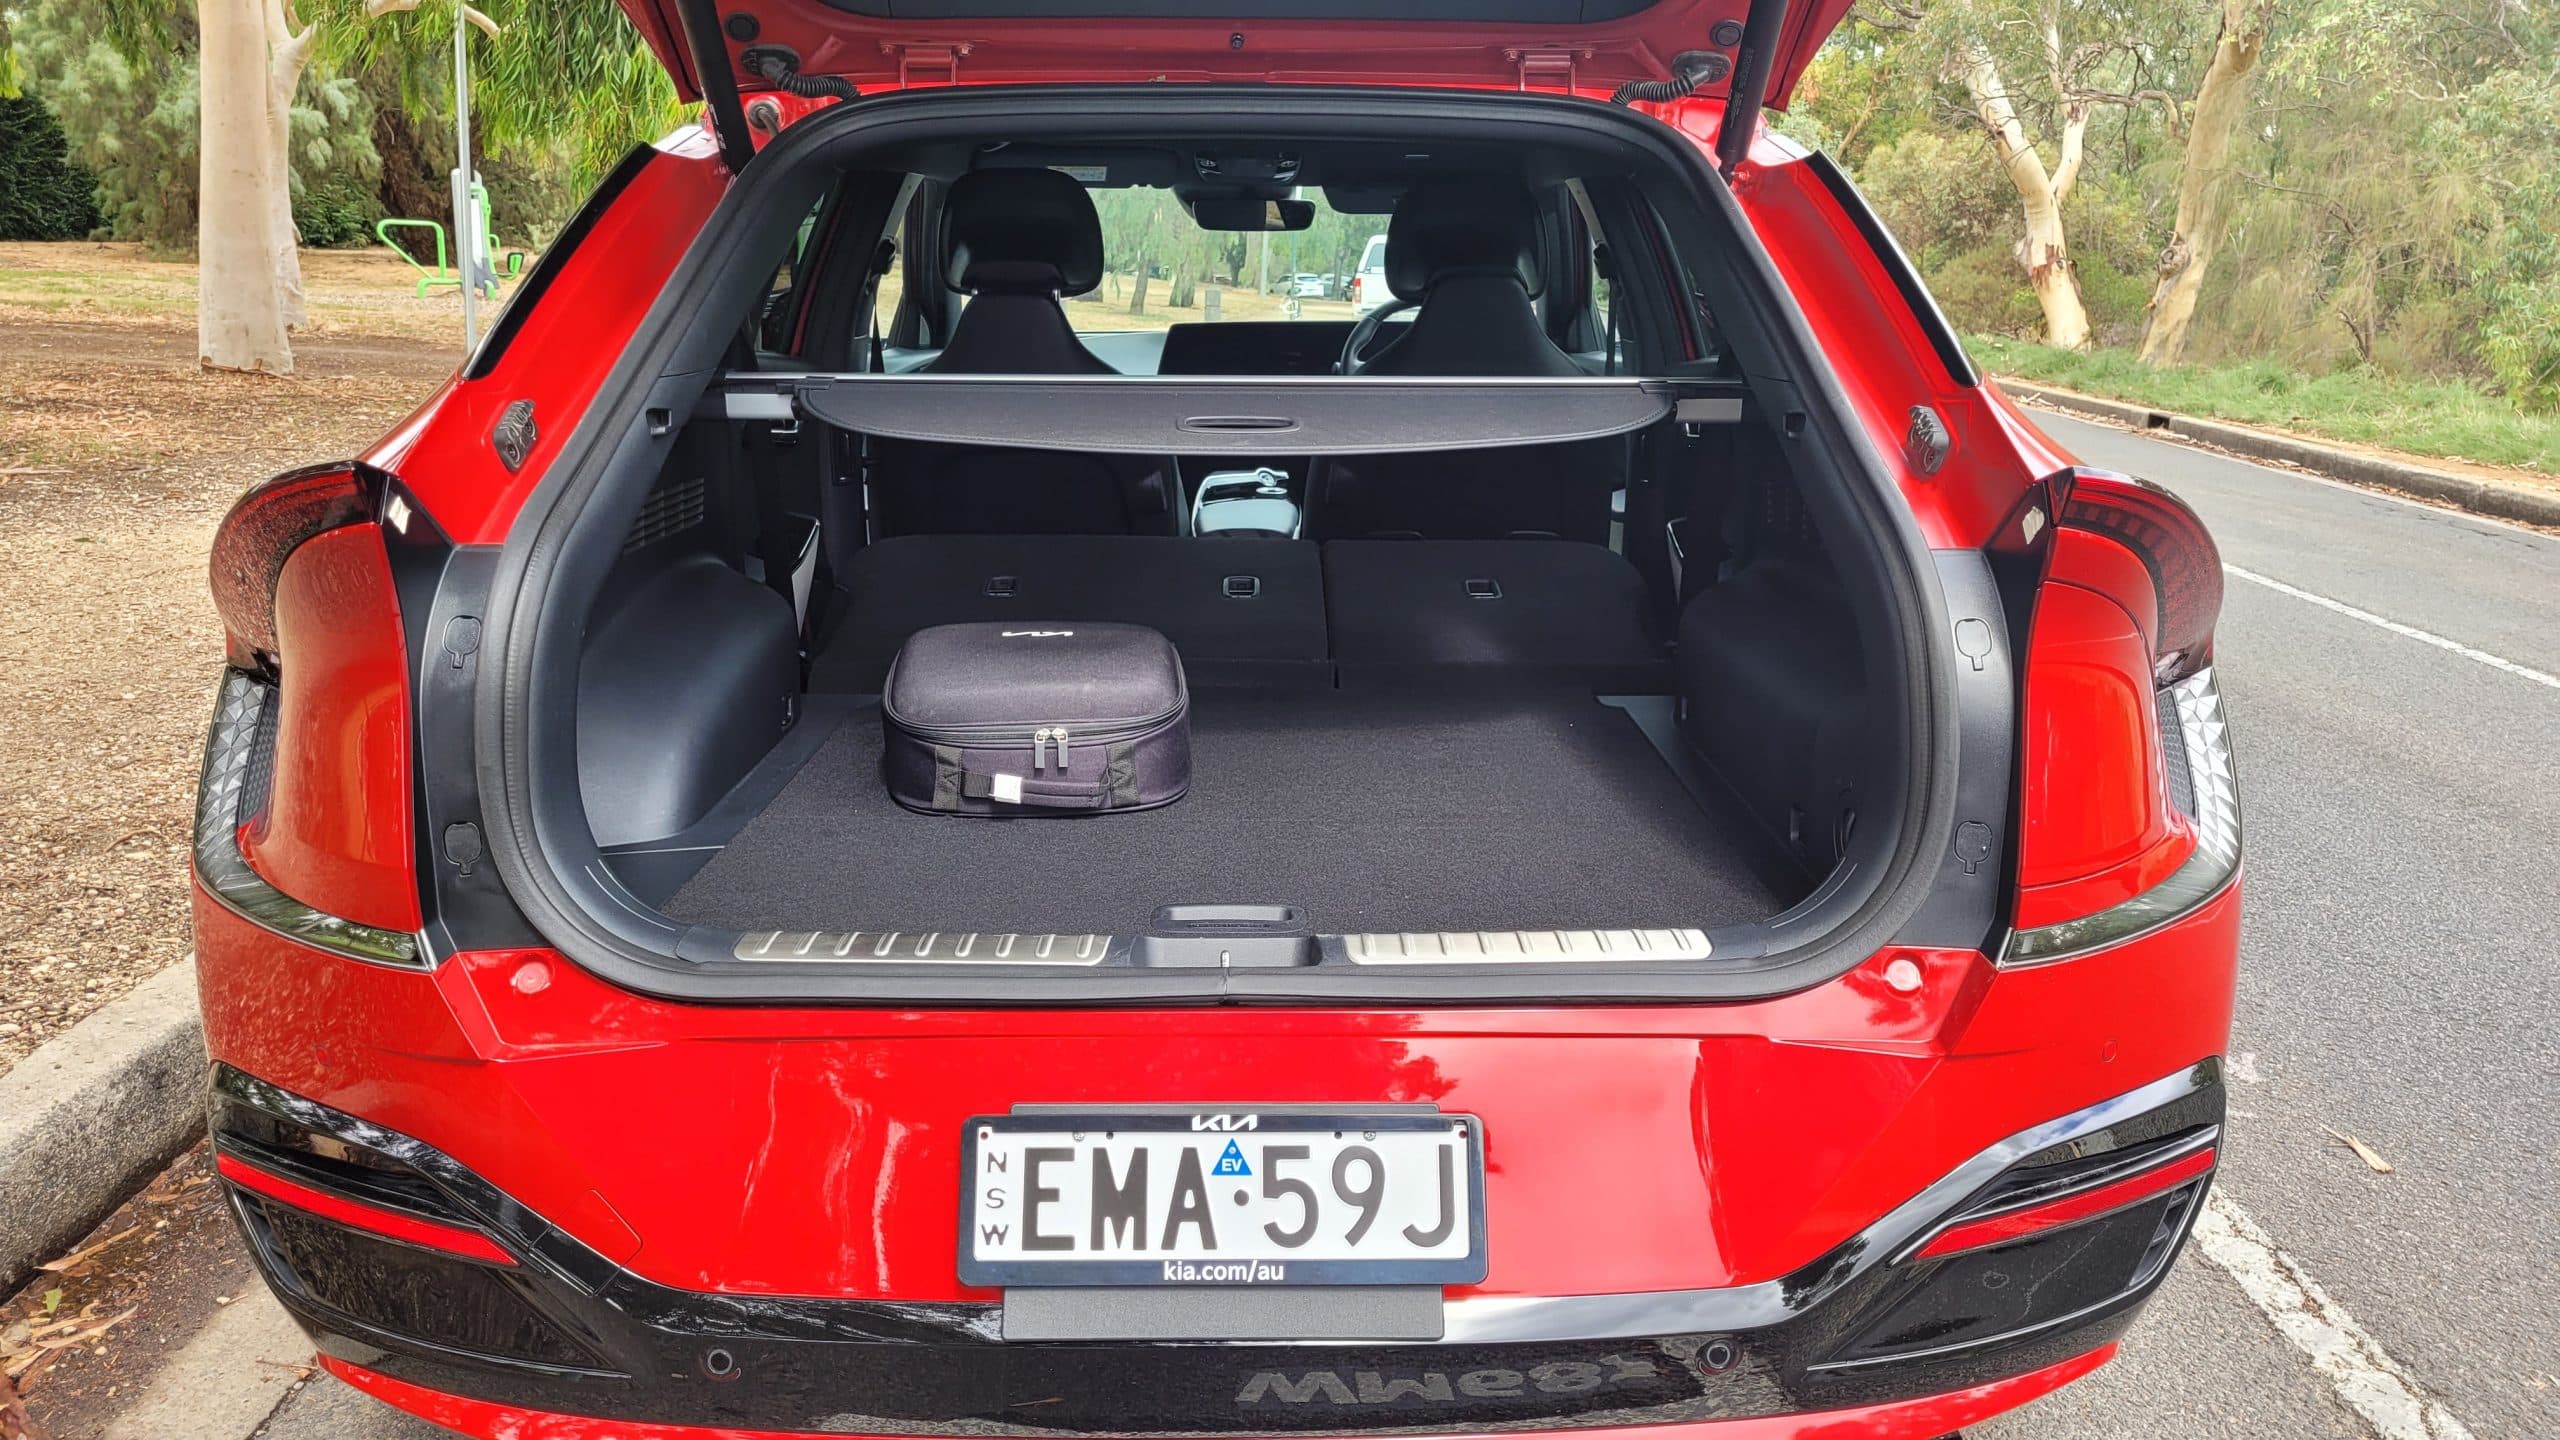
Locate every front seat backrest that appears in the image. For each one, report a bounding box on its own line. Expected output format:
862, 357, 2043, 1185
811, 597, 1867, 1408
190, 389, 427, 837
872, 169, 1180, 536
1310, 179, 1613, 541
925, 168, 1114, 375
1362, 178, 1585, 380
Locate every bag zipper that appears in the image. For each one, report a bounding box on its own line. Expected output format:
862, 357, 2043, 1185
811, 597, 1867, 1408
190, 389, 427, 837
885, 704, 1181, 752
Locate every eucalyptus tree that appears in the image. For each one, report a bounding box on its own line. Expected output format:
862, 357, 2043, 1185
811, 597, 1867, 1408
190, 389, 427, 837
2137, 0, 2276, 363
78, 0, 676, 372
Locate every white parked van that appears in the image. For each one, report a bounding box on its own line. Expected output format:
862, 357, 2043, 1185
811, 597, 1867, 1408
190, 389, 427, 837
1347, 232, 1390, 316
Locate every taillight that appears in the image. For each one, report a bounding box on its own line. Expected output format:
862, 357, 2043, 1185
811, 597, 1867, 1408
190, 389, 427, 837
2008, 468, 2240, 964
2055, 469, 2224, 685
1348, 275, 1362, 303
195, 462, 423, 964
209, 463, 373, 670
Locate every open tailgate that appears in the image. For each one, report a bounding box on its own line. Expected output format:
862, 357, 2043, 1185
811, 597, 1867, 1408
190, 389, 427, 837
616, 0, 1850, 108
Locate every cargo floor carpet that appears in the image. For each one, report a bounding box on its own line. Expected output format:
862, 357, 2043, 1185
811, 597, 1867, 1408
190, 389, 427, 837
663, 691, 1783, 936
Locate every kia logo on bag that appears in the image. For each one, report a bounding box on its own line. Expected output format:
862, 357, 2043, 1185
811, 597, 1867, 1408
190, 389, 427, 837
1000, 630, 1075, 638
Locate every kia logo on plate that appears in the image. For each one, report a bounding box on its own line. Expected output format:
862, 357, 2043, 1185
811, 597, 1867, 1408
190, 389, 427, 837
1000, 630, 1074, 638
1190, 1114, 1260, 1132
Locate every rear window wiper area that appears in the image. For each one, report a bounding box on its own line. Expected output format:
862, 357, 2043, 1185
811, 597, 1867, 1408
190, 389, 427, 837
701, 371, 1747, 456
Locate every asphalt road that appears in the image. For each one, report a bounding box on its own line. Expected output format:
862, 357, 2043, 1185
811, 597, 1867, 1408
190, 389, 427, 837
257, 411, 2558, 1440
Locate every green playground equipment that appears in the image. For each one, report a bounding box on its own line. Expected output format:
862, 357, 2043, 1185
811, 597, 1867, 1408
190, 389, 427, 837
377, 180, 527, 299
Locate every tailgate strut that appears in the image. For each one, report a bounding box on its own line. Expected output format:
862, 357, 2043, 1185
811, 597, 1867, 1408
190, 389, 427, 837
675, 0, 756, 173
1716, 0, 1790, 178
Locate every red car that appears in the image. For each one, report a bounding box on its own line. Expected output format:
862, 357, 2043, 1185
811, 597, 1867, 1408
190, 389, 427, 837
192, 3, 2240, 1437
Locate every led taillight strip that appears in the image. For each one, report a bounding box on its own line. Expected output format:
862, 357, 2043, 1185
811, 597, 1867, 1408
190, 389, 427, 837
2005, 666, 2241, 964
1913, 1144, 2218, 1261
194, 670, 424, 966
216, 1151, 516, 1267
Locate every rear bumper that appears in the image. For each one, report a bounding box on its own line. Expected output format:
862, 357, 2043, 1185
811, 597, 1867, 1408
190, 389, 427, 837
195, 855, 2240, 1436
212, 1058, 2217, 1437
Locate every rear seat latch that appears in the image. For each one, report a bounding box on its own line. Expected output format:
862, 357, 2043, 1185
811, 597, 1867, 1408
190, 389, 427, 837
1223, 575, 1261, 598
1464, 578, 1503, 600
985, 575, 1018, 598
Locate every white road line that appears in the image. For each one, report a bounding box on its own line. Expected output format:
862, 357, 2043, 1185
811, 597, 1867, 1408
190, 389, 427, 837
2225, 564, 2560, 691
2193, 1190, 2477, 1440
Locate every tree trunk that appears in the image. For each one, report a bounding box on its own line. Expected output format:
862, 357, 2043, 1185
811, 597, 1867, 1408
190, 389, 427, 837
199, 0, 293, 372
2137, 0, 2272, 365
1125, 237, 1151, 315
1958, 38, 2091, 350
263, 0, 317, 331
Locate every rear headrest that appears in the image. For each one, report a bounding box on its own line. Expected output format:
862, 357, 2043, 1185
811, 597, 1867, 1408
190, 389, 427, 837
942, 169, 1106, 296
1386, 179, 1544, 302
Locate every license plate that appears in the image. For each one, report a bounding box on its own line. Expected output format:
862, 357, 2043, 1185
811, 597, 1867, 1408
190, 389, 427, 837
960, 1111, 1486, 1287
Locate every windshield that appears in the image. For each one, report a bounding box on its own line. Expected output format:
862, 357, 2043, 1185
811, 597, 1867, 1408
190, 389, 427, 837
1059, 186, 1379, 332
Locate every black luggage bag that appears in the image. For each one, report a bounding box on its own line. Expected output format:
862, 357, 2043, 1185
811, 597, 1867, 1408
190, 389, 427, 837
881, 621, 1192, 815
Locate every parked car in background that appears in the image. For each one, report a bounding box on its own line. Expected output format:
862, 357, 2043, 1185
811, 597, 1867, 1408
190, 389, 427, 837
1347, 231, 1390, 315
192, 3, 2240, 1438
1289, 272, 1328, 298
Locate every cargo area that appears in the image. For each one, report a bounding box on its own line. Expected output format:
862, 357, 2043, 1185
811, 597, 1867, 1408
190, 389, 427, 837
646, 687, 1783, 937
528, 111, 1923, 970
583, 504, 1876, 940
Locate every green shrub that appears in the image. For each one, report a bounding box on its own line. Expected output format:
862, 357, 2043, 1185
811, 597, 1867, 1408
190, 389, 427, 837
294, 176, 382, 249
0, 94, 104, 241
1927, 245, 2043, 339
2483, 282, 2560, 415
2074, 256, 2151, 347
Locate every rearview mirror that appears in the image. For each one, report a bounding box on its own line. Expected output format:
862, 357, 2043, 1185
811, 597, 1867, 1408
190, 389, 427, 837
1189, 197, 1316, 232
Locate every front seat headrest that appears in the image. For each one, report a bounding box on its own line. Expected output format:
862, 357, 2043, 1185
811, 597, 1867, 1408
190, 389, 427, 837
1386, 179, 1544, 303
942, 169, 1106, 296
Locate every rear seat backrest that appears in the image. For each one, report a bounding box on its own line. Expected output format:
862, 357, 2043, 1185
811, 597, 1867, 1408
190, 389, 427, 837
822, 536, 1668, 696
822, 535, 1329, 692
1323, 539, 1666, 692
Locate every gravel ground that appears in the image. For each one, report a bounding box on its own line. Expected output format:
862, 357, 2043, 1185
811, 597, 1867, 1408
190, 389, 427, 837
0, 244, 467, 1071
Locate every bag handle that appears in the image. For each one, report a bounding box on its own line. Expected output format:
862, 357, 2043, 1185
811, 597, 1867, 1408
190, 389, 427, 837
958, 772, 1112, 810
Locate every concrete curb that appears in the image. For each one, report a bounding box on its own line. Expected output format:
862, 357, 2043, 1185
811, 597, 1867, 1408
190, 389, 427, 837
1996, 379, 2560, 529
97, 1287, 312, 1440
0, 958, 206, 1296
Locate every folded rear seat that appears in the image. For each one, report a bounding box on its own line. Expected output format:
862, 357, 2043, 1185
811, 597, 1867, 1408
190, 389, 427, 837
822, 535, 1329, 691
1323, 539, 1667, 692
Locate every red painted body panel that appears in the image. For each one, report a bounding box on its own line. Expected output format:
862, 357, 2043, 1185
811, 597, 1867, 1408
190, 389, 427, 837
614, 0, 1854, 110
237, 525, 419, 933
362, 135, 728, 545
327, 1343, 2116, 1440
1674, 127, 2036, 550
194, 879, 2237, 1305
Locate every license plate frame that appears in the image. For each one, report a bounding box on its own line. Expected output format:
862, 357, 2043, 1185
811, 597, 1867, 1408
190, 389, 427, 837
958, 1109, 1487, 1288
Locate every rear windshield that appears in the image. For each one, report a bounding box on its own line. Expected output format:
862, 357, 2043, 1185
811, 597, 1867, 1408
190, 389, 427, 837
1062, 185, 1377, 332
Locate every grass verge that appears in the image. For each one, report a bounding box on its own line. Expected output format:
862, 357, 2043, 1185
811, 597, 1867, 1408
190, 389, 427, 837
1971, 336, 2560, 476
